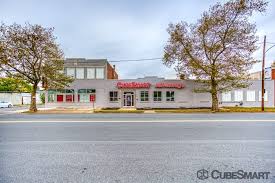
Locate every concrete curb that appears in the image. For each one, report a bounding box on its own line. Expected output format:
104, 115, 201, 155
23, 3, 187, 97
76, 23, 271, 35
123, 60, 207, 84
16, 107, 57, 113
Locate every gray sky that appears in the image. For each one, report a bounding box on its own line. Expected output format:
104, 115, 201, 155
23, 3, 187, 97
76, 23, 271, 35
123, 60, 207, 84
1, 0, 275, 79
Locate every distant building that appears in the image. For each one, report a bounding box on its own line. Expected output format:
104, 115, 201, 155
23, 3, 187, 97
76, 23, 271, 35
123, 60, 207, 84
249, 62, 275, 80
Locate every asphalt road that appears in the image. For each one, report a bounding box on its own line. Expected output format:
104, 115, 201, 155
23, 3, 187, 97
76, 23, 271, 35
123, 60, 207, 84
0, 113, 275, 183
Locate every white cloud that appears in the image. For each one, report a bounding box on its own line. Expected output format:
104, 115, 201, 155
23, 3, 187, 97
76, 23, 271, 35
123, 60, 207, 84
1, 0, 275, 78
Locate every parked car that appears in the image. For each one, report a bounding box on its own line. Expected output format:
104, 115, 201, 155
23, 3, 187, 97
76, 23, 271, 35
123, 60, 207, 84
0, 101, 13, 108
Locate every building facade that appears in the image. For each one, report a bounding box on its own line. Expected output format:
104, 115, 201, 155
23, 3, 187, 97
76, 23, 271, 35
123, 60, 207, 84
45, 58, 275, 109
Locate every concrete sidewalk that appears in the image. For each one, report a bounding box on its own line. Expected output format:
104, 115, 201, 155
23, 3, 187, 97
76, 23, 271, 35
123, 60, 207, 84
0, 105, 53, 115
23, 107, 95, 114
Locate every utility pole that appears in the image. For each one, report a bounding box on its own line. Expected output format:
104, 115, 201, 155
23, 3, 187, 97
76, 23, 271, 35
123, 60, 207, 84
261, 35, 266, 112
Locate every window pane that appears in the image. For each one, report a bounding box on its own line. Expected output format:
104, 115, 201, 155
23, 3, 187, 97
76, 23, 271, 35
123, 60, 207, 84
171, 92, 174, 97
222, 92, 231, 102
48, 89, 56, 94
109, 91, 118, 102
57, 89, 65, 93
246, 90, 255, 101
57, 95, 63, 102
158, 91, 162, 98
234, 91, 243, 101
65, 89, 74, 93
48, 94, 55, 102
87, 68, 95, 79
76, 68, 84, 79
66, 68, 75, 78
78, 89, 86, 93
140, 91, 149, 101
154, 91, 162, 101
166, 91, 170, 98
87, 89, 96, 93
90, 94, 96, 102
79, 94, 89, 102
96, 68, 104, 79
154, 91, 157, 98
66, 95, 73, 102
166, 91, 175, 101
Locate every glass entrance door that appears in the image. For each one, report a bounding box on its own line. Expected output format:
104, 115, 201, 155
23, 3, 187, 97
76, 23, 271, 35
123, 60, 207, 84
123, 92, 134, 107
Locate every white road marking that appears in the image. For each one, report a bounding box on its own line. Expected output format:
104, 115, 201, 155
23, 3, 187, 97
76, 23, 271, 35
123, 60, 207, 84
0, 112, 17, 116
1, 119, 275, 123
1, 140, 275, 144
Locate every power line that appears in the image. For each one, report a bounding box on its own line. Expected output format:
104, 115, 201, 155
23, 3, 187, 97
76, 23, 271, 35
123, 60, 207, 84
108, 41, 275, 63
256, 42, 274, 45
109, 57, 163, 63
256, 42, 275, 45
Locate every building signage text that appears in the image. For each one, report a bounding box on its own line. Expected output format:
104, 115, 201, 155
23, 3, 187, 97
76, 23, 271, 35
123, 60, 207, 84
117, 82, 151, 88
155, 82, 184, 89
116, 82, 184, 89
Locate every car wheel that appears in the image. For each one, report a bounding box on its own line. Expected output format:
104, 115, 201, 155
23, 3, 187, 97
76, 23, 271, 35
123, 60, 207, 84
8, 104, 12, 108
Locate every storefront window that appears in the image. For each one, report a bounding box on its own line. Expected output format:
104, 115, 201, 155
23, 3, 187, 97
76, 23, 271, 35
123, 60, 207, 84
78, 89, 96, 102
234, 90, 243, 101
66, 68, 75, 78
109, 91, 118, 102
65, 89, 74, 102
87, 68, 95, 79
76, 68, 84, 79
166, 91, 175, 101
87, 89, 96, 93
140, 91, 149, 101
65, 89, 74, 93
50, 89, 74, 103
66, 95, 74, 102
96, 68, 104, 79
222, 92, 231, 102
48, 90, 56, 102
57, 94, 64, 102
153, 91, 162, 101
79, 94, 89, 102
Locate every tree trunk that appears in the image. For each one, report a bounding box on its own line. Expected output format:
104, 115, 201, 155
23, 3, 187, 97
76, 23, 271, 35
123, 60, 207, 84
211, 87, 219, 112
29, 83, 38, 112
211, 92, 219, 112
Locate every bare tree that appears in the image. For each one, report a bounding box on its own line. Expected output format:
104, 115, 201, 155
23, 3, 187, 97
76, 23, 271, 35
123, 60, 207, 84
0, 23, 73, 112
163, 0, 268, 111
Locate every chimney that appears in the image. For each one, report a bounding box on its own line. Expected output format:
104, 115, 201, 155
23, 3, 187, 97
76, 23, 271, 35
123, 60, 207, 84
113, 65, 116, 79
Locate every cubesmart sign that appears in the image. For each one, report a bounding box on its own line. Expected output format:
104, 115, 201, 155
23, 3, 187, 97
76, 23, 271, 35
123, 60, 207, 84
155, 82, 184, 89
117, 82, 151, 89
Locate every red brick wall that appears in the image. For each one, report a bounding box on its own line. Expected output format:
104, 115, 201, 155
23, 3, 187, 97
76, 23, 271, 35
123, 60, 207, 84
272, 68, 275, 80
107, 63, 118, 79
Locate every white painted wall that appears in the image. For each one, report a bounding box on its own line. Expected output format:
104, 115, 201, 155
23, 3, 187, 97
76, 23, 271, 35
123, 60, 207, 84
0, 92, 43, 105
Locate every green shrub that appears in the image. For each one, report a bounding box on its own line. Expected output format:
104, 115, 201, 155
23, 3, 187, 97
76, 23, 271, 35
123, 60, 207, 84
40, 93, 45, 104
94, 109, 144, 113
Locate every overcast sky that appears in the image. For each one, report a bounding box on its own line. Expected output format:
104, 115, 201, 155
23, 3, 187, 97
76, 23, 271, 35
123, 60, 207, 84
1, 0, 275, 79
